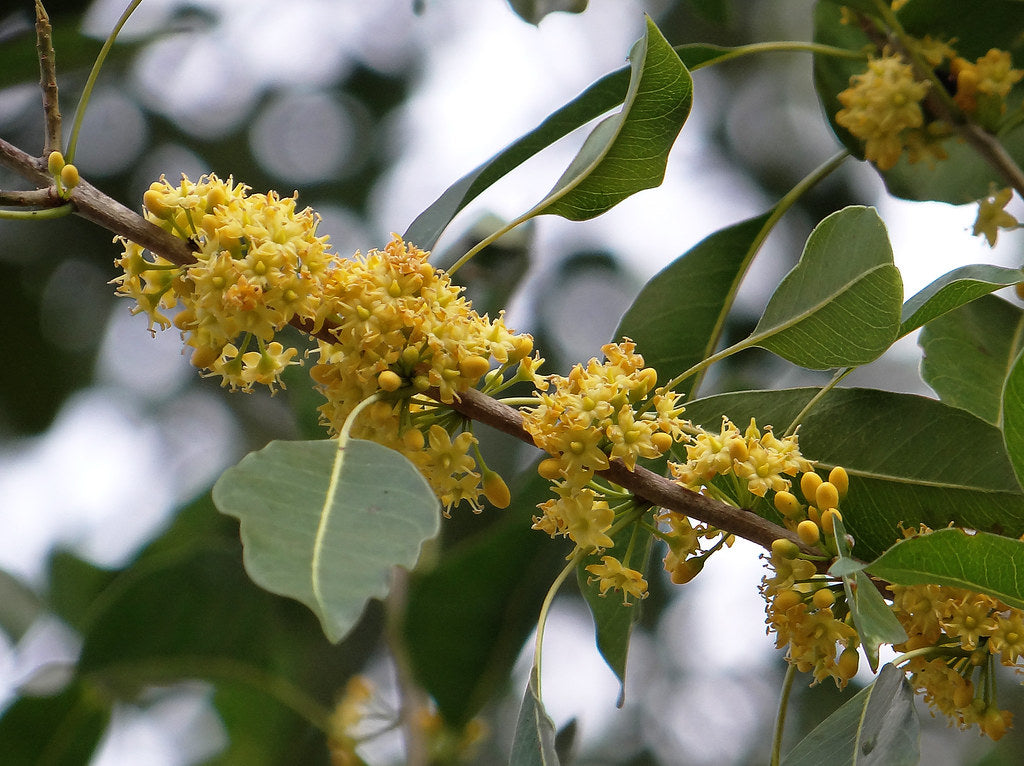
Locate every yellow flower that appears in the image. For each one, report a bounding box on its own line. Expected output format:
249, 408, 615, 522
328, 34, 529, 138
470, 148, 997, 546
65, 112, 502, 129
972, 187, 1019, 247
585, 555, 648, 605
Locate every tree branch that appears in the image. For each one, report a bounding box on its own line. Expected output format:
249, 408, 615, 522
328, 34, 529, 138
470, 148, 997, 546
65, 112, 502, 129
0, 131, 810, 557
35, 0, 62, 155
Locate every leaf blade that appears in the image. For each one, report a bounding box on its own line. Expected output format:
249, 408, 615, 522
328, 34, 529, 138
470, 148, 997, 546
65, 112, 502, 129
213, 439, 440, 643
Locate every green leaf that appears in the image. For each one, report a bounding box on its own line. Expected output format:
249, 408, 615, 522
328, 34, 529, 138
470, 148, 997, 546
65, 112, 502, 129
525, 17, 691, 222
1003, 348, 1024, 488
813, 0, 1024, 204
212, 439, 440, 643
747, 207, 902, 369
781, 663, 919, 766
0, 680, 111, 766
510, 667, 561, 766
615, 213, 772, 397
506, 0, 588, 25
830, 517, 907, 671
576, 519, 654, 705
866, 528, 1024, 610
403, 469, 567, 728
404, 43, 729, 249
683, 387, 1024, 559
899, 264, 1024, 337
919, 294, 1024, 425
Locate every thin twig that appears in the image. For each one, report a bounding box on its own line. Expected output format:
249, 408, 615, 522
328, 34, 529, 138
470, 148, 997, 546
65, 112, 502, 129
0, 188, 61, 207
35, 0, 62, 155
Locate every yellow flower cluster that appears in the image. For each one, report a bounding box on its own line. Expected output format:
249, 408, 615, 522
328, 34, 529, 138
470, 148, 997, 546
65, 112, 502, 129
522, 340, 686, 603
892, 581, 1023, 740
114, 174, 537, 514
951, 48, 1023, 116
762, 537, 861, 688
836, 52, 934, 170
670, 417, 814, 499
114, 174, 328, 391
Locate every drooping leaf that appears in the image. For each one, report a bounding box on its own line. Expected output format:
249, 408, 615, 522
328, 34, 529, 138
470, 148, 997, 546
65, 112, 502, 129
683, 387, 1024, 559
781, 663, 919, 766
829, 517, 907, 671
506, 0, 588, 25
866, 528, 1024, 610
526, 17, 691, 222
899, 264, 1024, 337
746, 207, 902, 370
403, 469, 567, 728
212, 439, 440, 643
615, 213, 772, 397
576, 517, 654, 705
510, 666, 560, 766
919, 294, 1024, 425
813, 0, 1024, 204
0, 680, 111, 766
1003, 347, 1024, 488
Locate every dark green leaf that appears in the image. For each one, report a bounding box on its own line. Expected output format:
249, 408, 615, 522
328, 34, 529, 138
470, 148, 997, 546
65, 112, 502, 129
615, 213, 772, 397
403, 469, 567, 728
748, 207, 902, 369
530, 17, 691, 222
866, 528, 1024, 609
781, 663, 918, 766
0, 680, 111, 766
510, 667, 560, 766
919, 294, 1024, 425
46, 551, 119, 634
576, 518, 654, 705
506, 0, 588, 25
1003, 348, 1024, 488
899, 264, 1024, 337
212, 439, 440, 643
684, 388, 1024, 559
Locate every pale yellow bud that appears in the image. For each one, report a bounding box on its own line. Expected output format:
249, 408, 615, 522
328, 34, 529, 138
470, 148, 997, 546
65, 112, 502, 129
773, 490, 802, 519
828, 466, 850, 498
537, 457, 562, 480
651, 432, 674, 453
797, 519, 821, 546
772, 588, 804, 612
402, 428, 425, 451
820, 508, 843, 536
815, 481, 840, 511
771, 538, 800, 560
482, 471, 511, 509
459, 355, 491, 381
800, 471, 822, 502
59, 163, 80, 191
377, 370, 403, 392
812, 587, 836, 609
47, 150, 65, 176
837, 647, 860, 681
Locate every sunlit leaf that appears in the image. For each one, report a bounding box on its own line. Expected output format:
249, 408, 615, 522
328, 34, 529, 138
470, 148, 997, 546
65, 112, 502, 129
684, 387, 1024, 559
899, 264, 1024, 337
213, 439, 440, 643
866, 528, 1024, 610
576, 518, 654, 705
747, 207, 902, 369
919, 294, 1024, 425
781, 664, 919, 766
510, 666, 560, 766
616, 213, 772, 396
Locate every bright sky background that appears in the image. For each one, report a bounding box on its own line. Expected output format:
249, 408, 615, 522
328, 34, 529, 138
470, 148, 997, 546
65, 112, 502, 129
1, 1, 1023, 763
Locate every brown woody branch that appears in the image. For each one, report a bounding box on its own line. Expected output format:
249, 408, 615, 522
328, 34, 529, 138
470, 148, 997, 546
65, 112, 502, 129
0, 132, 811, 556
35, 1, 62, 155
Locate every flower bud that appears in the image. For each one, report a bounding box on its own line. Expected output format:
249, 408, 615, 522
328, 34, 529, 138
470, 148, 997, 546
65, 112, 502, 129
800, 471, 822, 502
772, 588, 804, 612
47, 150, 65, 176
815, 481, 840, 511
60, 163, 80, 190
459, 354, 491, 381
828, 466, 849, 498
812, 587, 836, 609
651, 431, 674, 454
771, 538, 800, 560
402, 428, 425, 451
670, 557, 704, 584
773, 490, 802, 519
482, 471, 511, 509
820, 508, 843, 535
377, 370, 403, 392
837, 647, 860, 681
537, 457, 562, 480
797, 519, 821, 546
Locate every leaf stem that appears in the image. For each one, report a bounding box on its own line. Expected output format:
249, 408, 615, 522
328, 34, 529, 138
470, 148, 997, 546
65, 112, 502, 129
770, 662, 798, 766
66, 0, 143, 162
783, 367, 855, 437
0, 203, 73, 220
533, 552, 586, 698
664, 150, 850, 396
688, 41, 868, 72
448, 212, 532, 276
